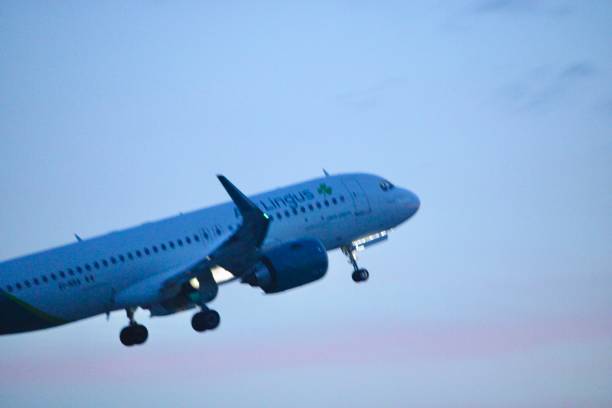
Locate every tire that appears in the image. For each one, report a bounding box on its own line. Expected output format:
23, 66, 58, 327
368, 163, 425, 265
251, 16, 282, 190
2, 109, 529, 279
352, 269, 369, 283
191, 312, 207, 332
204, 310, 220, 330
134, 324, 148, 344
120, 326, 135, 346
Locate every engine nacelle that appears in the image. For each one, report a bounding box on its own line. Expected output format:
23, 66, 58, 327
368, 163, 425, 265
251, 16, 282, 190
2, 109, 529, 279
243, 238, 328, 294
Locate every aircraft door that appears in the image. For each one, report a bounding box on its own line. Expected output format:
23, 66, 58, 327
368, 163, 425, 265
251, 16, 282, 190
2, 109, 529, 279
343, 179, 371, 216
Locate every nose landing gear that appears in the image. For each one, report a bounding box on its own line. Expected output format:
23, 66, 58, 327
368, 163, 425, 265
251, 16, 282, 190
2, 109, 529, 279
352, 268, 369, 283
342, 245, 369, 283
119, 307, 148, 347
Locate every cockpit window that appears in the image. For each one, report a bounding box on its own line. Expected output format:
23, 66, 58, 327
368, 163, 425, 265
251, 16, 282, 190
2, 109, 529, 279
379, 180, 395, 191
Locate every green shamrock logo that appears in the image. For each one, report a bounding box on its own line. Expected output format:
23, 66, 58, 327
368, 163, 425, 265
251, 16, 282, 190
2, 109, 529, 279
317, 183, 332, 196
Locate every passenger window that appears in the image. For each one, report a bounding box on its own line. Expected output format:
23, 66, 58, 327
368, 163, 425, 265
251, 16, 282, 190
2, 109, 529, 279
161, 244, 167, 251
277, 212, 282, 220
203, 232, 209, 240
169, 242, 175, 249
94, 262, 100, 269
135, 251, 142, 258
193, 234, 200, 242
177, 240, 183, 247
185, 237, 192, 244
16, 283, 22, 290
324, 200, 329, 207
308, 204, 314, 211
316, 202, 322, 209
33, 278, 40, 285
215, 227, 221, 235
128, 253, 134, 260
24, 280, 31, 288
300, 206, 306, 213
60, 271, 67, 278
284, 210, 290, 217
340, 195, 345, 202
332, 198, 338, 205
292, 208, 298, 215
85, 264, 92, 272
6, 285, 13, 292
111, 257, 117, 264
119, 255, 125, 262
42, 276, 48, 283
76, 267, 82, 274
144, 248, 150, 255
51, 273, 57, 281
102, 260, 109, 267
152, 246, 158, 253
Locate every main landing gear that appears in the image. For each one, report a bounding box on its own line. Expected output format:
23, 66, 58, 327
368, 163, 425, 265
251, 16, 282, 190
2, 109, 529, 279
342, 245, 369, 283
191, 307, 221, 333
120, 307, 148, 347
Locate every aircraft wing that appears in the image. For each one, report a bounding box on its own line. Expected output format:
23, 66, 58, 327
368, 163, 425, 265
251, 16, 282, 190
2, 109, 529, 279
161, 175, 271, 291
113, 176, 270, 309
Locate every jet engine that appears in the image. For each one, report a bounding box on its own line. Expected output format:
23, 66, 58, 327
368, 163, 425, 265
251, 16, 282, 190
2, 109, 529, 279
242, 238, 328, 294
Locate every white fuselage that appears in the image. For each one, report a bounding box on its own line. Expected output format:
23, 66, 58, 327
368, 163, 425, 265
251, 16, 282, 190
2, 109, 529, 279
0, 173, 419, 331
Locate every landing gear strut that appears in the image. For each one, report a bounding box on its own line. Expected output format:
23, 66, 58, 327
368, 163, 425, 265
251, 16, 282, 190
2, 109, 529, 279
119, 307, 148, 347
342, 245, 369, 283
191, 307, 221, 332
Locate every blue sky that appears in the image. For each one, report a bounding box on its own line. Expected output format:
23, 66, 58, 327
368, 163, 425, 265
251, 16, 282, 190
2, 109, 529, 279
1, 1, 611, 406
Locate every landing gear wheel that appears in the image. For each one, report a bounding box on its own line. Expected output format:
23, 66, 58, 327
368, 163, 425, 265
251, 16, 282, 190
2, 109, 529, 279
203, 310, 220, 330
352, 269, 370, 283
119, 324, 148, 346
120, 326, 135, 346
343, 245, 370, 284
133, 324, 148, 345
192, 309, 221, 332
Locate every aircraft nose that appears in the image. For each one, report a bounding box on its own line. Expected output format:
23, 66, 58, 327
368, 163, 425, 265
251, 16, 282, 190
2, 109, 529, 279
396, 188, 419, 220
407, 190, 420, 215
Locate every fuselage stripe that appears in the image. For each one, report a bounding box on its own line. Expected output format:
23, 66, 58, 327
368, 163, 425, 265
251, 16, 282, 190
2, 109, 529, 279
0, 290, 67, 325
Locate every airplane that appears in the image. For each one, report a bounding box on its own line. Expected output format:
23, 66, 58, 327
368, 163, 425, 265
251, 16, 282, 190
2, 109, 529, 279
0, 172, 420, 346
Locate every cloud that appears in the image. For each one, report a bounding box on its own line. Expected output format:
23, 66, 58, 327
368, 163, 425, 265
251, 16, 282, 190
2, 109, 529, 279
560, 62, 597, 80
337, 77, 405, 112
498, 61, 597, 111
2, 316, 611, 387
597, 98, 612, 117
470, 0, 571, 16
472, 0, 537, 14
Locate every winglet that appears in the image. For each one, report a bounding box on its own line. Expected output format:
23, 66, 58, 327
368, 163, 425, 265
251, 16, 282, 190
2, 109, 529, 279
217, 175, 267, 219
